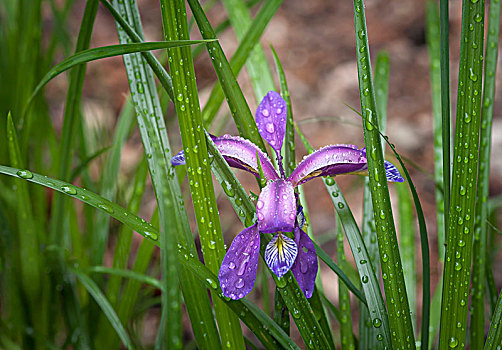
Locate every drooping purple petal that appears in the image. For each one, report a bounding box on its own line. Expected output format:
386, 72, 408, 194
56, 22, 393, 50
219, 224, 261, 300
255, 91, 287, 154
265, 233, 298, 277
288, 145, 368, 187
384, 160, 405, 182
256, 179, 296, 234
291, 228, 318, 298
171, 150, 186, 166
171, 134, 279, 181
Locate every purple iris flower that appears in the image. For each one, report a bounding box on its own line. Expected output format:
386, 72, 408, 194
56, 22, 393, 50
172, 91, 404, 300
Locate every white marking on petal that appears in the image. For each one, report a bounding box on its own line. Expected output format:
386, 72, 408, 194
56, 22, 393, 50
265, 234, 298, 277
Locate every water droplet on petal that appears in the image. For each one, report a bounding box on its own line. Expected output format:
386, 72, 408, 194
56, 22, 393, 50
229, 262, 236, 269
266, 123, 275, 133
235, 278, 245, 289
262, 109, 269, 117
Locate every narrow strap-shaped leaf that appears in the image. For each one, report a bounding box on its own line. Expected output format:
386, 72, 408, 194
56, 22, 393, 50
425, 0, 447, 261
359, 50, 389, 349
439, 0, 451, 238
160, 0, 245, 347
205, 133, 332, 349
95, 157, 148, 348
336, 217, 356, 350
47, 2, 98, 347
92, 91, 135, 267
73, 270, 132, 349
295, 125, 390, 349
470, 0, 501, 347
298, 187, 336, 349
353, 1, 415, 347
0, 165, 159, 240
484, 289, 502, 350
312, 242, 365, 304
6, 114, 44, 339
221, 0, 275, 99
28, 40, 211, 109
187, 0, 279, 151
89, 266, 162, 290
397, 184, 416, 330
188, 0, 282, 138
439, 0, 485, 348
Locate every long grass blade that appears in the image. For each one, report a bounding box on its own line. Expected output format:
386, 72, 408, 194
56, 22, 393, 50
188, 0, 282, 136
28, 40, 211, 110
336, 217, 356, 350
438, 0, 485, 348
439, 0, 451, 239
88, 266, 162, 290
397, 184, 416, 330
426, 0, 447, 261
353, 1, 415, 347
484, 289, 502, 350
6, 114, 44, 343
48, 2, 98, 347
0, 165, 159, 240
73, 270, 132, 349
161, 0, 246, 347
221, 0, 274, 99
359, 50, 389, 349
95, 157, 148, 349
470, 0, 501, 347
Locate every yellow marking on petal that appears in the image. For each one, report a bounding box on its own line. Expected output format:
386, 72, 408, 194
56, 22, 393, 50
299, 170, 322, 183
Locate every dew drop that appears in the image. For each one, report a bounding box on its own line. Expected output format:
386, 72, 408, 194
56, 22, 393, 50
62, 185, 77, 195
98, 203, 114, 214
372, 318, 382, 328
16, 170, 33, 179
235, 278, 245, 289
266, 123, 275, 133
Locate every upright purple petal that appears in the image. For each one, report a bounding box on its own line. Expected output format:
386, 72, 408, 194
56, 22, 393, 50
171, 135, 279, 181
288, 145, 368, 187
256, 91, 287, 154
291, 228, 318, 298
219, 224, 261, 300
256, 179, 296, 233
265, 233, 298, 277
384, 160, 405, 182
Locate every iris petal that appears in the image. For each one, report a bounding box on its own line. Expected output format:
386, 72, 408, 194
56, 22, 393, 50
171, 134, 279, 181
255, 91, 287, 154
384, 160, 405, 182
219, 224, 261, 300
291, 228, 318, 298
265, 233, 298, 277
256, 179, 296, 234
288, 144, 368, 186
